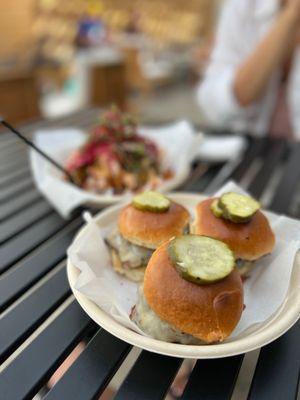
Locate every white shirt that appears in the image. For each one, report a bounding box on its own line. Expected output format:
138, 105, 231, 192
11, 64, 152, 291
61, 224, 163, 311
197, 0, 300, 139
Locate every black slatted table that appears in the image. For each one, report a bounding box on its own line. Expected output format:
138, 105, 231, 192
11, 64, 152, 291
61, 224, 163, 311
0, 109, 299, 400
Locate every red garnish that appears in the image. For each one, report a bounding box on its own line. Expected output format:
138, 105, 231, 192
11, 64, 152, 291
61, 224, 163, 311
65, 106, 168, 193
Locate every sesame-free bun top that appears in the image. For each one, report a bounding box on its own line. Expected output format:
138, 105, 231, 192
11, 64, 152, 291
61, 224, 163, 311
144, 242, 244, 343
118, 201, 190, 249
193, 198, 275, 261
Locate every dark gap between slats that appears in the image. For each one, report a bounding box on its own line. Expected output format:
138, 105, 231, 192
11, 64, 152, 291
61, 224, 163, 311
44, 330, 131, 400
114, 351, 182, 400
0, 218, 82, 312
0, 200, 53, 245
181, 356, 244, 400
0, 266, 71, 363
0, 213, 70, 274
0, 300, 96, 400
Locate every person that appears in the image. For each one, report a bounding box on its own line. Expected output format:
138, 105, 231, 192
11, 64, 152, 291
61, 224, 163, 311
197, 0, 300, 140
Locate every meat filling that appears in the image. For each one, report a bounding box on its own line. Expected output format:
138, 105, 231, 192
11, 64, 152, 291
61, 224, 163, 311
106, 231, 153, 269
106, 224, 190, 270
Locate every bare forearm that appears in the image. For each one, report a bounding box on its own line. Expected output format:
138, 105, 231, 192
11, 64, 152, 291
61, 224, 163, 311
233, 7, 299, 107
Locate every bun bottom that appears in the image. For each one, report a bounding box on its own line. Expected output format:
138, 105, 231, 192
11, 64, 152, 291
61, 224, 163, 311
111, 249, 145, 282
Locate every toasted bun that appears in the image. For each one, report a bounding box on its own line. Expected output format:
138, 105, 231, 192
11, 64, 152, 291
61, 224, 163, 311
192, 198, 275, 261
118, 202, 190, 249
111, 249, 145, 282
144, 242, 244, 343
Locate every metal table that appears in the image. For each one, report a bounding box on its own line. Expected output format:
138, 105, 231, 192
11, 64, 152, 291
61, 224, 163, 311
0, 108, 299, 400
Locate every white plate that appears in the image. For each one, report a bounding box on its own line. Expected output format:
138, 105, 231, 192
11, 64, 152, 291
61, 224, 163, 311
67, 193, 300, 359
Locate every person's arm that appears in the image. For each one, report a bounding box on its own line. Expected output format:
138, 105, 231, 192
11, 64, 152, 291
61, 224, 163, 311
234, 1, 300, 107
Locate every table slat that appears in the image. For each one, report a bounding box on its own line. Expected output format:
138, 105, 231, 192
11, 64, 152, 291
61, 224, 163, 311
114, 352, 182, 400
0, 220, 81, 312
0, 145, 25, 160
0, 301, 95, 400
0, 167, 30, 189
181, 356, 243, 400
248, 321, 300, 400
0, 133, 19, 143
0, 200, 53, 244
45, 330, 131, 400
0, 155, 28, 175
0, 213, 68, 274
0, 139, 23, 151
270, 143, 300, 213
231, 138, 266, 182
0, 189, 40, 222
184, 164, 224, 193
0, 177, 34, 203
248, 139, 287, 198
0, 266, 70, 363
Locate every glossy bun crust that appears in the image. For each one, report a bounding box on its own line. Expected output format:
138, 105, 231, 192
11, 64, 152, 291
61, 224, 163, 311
193, 198, 275, 261
118, 202, 190, 249
144, 242, 244, 343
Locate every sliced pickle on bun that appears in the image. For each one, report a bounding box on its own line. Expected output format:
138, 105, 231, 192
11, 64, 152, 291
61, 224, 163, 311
168, 235, 235, 285
132, 191, 170, 213
219, 192, 260, 223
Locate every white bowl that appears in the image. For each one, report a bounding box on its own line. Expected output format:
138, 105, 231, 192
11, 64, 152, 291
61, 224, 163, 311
67, 193, 300, 359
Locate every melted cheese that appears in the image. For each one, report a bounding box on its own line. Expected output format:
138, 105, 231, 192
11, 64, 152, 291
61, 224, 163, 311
132, 286, 201, 344
106, 231, 153, 269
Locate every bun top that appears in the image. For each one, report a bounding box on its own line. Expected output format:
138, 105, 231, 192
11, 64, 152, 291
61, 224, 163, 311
144, 242, 244, 343
193, 198, 275, 261
118, 201, 190, 249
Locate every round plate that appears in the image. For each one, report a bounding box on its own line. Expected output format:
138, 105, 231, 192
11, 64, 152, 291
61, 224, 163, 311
67, 193, 300, 359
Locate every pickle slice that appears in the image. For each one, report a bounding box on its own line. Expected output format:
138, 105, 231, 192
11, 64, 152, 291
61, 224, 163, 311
219, 192, 260, 223
132, 191, 170, 213
168, 235, 235, 285
210, 199, 223, 218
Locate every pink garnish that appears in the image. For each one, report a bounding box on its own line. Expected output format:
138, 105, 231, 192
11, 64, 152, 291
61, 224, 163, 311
65, 105, 167, 193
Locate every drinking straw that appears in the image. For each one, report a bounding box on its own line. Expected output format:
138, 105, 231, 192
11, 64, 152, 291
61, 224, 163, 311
0, 118, 76, 185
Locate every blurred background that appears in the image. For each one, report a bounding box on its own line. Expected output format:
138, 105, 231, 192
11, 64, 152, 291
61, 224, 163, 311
0, 0, 224, 126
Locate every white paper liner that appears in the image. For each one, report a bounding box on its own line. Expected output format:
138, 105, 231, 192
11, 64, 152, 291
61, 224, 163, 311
67, 181, 300, 340
30, 121, 202, 218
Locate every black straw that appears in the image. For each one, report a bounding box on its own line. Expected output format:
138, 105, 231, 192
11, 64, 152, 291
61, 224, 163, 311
0, 118, 76, 185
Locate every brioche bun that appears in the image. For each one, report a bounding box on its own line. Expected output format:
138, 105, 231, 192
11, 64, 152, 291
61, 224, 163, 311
192, 198, 275, 261
118, 202, 190, 249
144, 242, 244, 343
